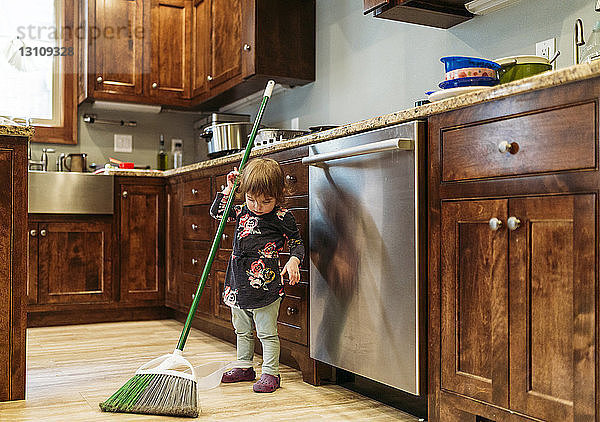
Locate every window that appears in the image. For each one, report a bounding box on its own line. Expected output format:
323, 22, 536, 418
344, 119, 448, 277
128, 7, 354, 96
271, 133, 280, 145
0, 0, 77, 144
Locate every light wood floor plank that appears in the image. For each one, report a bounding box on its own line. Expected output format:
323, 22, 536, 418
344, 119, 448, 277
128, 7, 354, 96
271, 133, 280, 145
0, 320, 419, 421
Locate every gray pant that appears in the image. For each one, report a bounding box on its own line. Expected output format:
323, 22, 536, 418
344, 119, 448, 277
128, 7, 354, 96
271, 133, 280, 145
231, 297, 282, 376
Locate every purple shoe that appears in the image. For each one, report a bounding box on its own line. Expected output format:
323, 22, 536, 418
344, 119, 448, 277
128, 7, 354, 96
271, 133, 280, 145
221, 367, 256, 383
253, 373, 281, 393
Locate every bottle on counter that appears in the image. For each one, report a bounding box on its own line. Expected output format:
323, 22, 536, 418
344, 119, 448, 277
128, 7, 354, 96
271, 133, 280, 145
173, 139, 183, 169
581, 20, 600, 64
157, 134, 168, 170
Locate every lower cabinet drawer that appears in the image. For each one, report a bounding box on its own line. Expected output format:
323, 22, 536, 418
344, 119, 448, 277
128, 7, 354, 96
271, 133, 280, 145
182, 241, 210, 276
278, 282, 308, 346
180, 278, 212, 317
441, 101, 596, 181
213, 268, 231, 321
183, 205, 212, 241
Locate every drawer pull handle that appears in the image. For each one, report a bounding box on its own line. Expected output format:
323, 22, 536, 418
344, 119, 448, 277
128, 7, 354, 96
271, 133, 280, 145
498, 141, 519, 154
191, 258, 198, 265
30, 229, 38, 237
285, 174, 297, 183
507, 216, 521, 231
40, 229, 47, 237
191, 188, 198, 195
488, 218, 502, 231
286, 306, 298, 316
222, 233, 229, 241
220, 184, 225, 191
122, 191, 128, 198
191, 223, 199, 231
191, 293, 195, 299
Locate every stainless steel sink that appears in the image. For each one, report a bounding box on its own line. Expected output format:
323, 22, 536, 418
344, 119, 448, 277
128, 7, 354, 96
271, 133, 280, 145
28, 171, 114, 214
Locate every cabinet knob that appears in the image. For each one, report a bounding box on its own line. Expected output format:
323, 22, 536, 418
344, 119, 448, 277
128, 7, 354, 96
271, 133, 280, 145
97, 76, 103, 83
222, 233, 229, 241
220, 184, 225, 191
191, 293, 195, 300
498, 141, 519, 154
488, 217, 502, 231
122, 191, 128, 198
40, 229, 47, 237
507, 216, 521, 231
286, 306, 298, 316
191, 188, 198, 195
285, 174, 297, 184
191, 258, 198, 265
191, 223, 198, 231
30, 229, 37, 237
243, 43, 251, 51
152, 82, 158, 89
207, 75, 213, 81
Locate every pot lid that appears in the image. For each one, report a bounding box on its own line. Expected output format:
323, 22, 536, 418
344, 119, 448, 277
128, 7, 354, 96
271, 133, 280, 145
495, 55, 550, 66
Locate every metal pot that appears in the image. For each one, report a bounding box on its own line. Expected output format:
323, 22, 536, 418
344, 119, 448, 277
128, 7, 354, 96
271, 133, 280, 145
203, 122, 255, 157
495, 55, 552, 84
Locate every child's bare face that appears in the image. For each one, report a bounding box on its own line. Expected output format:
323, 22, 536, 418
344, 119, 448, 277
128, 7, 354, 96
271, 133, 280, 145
245, 193, 276, 215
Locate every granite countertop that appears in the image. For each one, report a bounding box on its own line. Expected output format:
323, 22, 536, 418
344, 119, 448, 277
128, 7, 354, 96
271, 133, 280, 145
105, 61, 600, 179
0, 117, 35, 138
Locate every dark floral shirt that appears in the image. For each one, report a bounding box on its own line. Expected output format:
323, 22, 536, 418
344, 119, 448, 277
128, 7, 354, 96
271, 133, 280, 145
210, 192, 305, 309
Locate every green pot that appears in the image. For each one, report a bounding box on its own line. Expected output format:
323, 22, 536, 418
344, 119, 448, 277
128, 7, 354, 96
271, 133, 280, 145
496, 56, 552, 84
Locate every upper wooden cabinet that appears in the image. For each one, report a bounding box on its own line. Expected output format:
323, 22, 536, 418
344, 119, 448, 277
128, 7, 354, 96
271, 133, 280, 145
84, 0, 315, 108
363, 0, 472, 29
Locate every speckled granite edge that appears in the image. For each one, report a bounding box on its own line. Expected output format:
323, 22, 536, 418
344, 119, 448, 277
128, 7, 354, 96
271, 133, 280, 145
105, 168, 166, 177
122, 61, 600, 179
0, 124, 34, 138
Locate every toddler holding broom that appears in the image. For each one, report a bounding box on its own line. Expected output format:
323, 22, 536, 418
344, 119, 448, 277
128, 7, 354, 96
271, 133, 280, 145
210, 158, 304, 393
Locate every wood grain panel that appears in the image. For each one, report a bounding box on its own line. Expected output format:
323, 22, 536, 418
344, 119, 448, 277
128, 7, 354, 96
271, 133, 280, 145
441, 102, 596, 182
37, 221, 112, 304
93, 0, 145, 96
182, 241, 210, 275
27, 222, 38, 305
183, 204, 212, 241
191, 0, 211, 98
281, 160, 308, 196
278, 282, 308, 346
119, 183, 163, 302
440, 199, 508, 407
210, 0, 241, 87
213, 268, 231, 321
150, 0, 190, 100
0, 149, 12, 401
183, 177, 212, 205
509, 195, 595, 421
165, 182, 182, 306
181, 277, 212, 317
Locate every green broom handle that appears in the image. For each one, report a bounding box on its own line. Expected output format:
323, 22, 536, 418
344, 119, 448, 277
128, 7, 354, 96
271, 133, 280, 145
177, 80, 275, 351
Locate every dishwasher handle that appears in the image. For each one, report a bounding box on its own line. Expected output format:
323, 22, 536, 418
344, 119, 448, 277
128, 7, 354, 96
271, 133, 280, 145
301, 138, 413, 165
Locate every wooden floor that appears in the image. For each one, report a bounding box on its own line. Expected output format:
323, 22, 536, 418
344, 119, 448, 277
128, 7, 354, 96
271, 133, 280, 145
0, 320, 419, 421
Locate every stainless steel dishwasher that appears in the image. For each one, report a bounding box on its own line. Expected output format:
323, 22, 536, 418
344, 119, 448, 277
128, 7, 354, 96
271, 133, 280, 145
302, 120, 426, 395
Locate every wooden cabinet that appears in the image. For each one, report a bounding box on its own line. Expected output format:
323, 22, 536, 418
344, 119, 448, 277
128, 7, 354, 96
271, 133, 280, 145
149, 0, 191, 102
0, 134, 28, 402
118, 180, 165, 303
363, 0, 472, 29
85, 0, 314, 108
166, 180, 182, 307
192, 0, 316, 109
429, 78, 599, 421
91, 0, 146, 97
28, 219, 113, 306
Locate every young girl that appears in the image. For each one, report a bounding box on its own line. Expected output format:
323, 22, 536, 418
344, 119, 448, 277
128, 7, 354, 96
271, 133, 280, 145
209, 158, 304, 393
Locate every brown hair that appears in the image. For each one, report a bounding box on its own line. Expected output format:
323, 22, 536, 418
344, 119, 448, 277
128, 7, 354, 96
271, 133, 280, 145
237, 158, 288, 205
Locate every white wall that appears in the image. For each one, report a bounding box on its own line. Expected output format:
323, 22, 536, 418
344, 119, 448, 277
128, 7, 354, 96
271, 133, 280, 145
230, 0, 599, 129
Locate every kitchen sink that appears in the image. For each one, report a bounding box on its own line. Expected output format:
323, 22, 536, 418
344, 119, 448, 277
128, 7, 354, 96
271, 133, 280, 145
28, 171, 114, 214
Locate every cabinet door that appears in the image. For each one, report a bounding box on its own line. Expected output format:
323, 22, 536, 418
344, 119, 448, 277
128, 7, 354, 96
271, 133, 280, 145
93, 0, 145, 96
509, 195, 595, 421
440, 199, 509, 407
27, 223, 39, 305
191, 0, 211, 98
209, 0, 241, 88
149, 0, 191, 102
37, 221, 112, 304
119, 184, 164, 302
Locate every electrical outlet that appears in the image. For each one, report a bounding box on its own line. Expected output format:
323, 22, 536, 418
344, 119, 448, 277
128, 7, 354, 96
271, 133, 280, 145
171, 138, 183, 153
114, 134, 132, 152
536, 38, 556, 69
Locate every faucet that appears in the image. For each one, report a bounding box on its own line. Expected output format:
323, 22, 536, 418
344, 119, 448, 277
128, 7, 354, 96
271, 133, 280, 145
575, 19, 585, 65
28, 148, 55, 171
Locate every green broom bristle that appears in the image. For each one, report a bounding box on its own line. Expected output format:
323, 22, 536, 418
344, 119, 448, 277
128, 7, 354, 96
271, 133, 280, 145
99, 374, 198, 418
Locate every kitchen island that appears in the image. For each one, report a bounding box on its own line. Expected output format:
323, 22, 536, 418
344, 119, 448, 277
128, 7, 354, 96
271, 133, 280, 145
0, 122, 33, 401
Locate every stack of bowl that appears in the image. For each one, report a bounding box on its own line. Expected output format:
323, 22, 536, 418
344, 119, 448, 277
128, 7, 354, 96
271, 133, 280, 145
439, 56, 501, 89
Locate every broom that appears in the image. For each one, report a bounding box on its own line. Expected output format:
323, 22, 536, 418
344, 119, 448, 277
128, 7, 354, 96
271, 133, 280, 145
99, 80, 276, 418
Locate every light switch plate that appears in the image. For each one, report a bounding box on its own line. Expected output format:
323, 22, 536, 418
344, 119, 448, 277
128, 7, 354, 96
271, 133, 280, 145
171, 138, 183, 153
114, 134, 133, 152
291, 117, 299, 130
